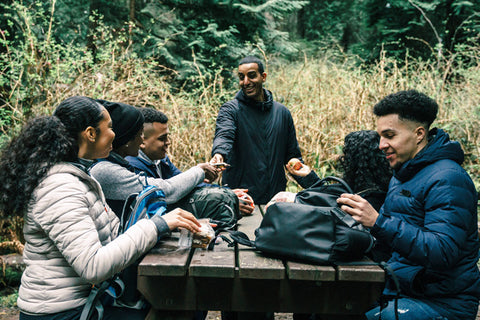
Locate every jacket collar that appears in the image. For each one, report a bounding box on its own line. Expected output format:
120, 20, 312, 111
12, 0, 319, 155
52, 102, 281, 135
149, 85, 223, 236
394, 128, 464, 182
105, 151, 136, 172
235, 88, 273, 112
70, 158, 95, 174
137, 149, 155, 166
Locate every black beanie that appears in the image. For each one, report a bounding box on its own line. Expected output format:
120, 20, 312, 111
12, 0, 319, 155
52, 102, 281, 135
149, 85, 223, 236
96, 99, 144, 149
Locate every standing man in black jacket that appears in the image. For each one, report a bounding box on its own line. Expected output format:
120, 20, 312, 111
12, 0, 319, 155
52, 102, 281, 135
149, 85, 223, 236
211, 56, 312, 204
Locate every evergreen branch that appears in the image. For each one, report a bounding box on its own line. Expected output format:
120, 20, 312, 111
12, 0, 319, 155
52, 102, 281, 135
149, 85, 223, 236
407, 0, 442, 58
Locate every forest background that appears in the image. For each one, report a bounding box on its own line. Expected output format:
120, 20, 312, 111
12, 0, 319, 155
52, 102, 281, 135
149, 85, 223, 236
1, 0, 480, 309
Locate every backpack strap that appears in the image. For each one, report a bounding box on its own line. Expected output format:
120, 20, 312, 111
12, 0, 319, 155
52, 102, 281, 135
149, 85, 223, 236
378, 261, 401, 320
219, 230, 256, 248
79, 280, 111, 320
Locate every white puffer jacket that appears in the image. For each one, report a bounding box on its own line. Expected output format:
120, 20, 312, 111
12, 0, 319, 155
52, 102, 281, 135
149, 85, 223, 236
18, 163, 159, 315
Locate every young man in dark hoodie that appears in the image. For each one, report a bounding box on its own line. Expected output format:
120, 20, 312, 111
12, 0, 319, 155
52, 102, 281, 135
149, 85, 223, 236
211, 56, 314, 205
337, 90, 480, 320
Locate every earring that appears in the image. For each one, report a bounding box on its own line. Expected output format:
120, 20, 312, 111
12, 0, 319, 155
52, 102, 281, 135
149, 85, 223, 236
125, 144, 129, 147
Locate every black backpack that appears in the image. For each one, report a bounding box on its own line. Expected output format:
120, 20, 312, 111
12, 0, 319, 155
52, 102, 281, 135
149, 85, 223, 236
174, 185, 241, 230
222, 177, 375, 265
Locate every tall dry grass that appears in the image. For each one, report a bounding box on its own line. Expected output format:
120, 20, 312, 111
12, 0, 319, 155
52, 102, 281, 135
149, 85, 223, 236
4, 48, 480, 190
269, 51, 480, 188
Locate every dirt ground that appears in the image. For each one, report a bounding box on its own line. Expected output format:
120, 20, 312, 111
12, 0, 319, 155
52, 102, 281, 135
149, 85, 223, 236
1, 307, 479, 319
0, 309, 294, 320
0, 307, 19, 320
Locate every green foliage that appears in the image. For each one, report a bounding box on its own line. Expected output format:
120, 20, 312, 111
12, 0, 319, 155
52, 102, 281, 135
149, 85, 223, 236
296, 0, 480, 63
131, 0, 308, 86
0, 289, 18, 308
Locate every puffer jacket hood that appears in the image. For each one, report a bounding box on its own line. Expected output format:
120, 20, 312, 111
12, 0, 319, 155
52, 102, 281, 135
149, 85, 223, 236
235, 88, 273, 112
394, 128, 464, 182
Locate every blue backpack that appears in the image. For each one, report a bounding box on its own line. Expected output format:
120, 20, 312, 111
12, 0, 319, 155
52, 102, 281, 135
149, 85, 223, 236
80, 181, 167, 320
120, 184, 167, 233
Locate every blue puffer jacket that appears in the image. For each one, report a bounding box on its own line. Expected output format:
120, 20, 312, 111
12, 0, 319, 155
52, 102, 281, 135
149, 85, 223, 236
371, 128, 480, 320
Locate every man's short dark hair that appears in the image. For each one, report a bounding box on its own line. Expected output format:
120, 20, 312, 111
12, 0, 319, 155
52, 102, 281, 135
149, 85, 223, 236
139, 107, 168, 124
239, 56, 265, 74
373, 90, 438, 127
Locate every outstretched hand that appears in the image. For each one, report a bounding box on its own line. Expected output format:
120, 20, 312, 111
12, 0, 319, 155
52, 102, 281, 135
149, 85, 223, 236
336, 193, 379, 228
197, 162, 218, 183
209, 153, 228, 171
285, 158, 311, 177
162, 208, 201, 233
233, 189, 255, 216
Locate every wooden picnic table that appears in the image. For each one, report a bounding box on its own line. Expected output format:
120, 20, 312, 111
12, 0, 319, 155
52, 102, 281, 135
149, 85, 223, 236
138, 205, 385, 320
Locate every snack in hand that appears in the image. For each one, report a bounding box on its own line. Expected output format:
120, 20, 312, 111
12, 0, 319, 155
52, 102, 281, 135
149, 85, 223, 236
233, 189, 255, 208
192, 219, 215, 249
288, 158, 303, 170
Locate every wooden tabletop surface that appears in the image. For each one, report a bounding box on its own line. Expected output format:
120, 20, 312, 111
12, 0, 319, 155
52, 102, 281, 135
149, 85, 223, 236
138, 205, 385, 318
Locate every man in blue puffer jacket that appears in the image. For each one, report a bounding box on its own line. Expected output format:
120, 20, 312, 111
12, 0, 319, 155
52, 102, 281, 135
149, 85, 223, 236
338, 90, 480, 320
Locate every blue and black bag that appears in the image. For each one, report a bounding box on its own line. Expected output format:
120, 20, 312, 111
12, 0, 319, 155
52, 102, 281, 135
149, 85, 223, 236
80, 180, 167, 320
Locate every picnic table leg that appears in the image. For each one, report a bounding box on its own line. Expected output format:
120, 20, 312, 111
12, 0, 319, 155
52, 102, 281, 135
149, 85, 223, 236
146, 308, 196, 320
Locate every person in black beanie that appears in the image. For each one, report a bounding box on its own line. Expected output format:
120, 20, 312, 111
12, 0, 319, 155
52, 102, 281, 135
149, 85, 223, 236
90, 99, 218, 217
96, 99, 145, 150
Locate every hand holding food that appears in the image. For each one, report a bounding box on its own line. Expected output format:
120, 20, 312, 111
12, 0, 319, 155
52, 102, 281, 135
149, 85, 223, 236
288, 158, 303, 170
233, 189, 255, 216
286, 158, 311, 177
265, 191, 296, 210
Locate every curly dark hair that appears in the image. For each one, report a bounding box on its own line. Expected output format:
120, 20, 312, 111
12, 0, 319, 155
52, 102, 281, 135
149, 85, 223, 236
0, 96, 104, 217
373, 90, 438, 129
338, 130, 392, 193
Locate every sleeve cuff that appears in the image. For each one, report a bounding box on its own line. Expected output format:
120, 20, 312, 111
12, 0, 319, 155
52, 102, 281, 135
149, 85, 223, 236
294, 171, 320, 189
150, 214, 171, 239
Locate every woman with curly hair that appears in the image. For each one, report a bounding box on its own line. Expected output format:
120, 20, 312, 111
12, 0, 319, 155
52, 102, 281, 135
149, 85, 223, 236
287, 130, 392, 196
0, 96, 202, 320
285, 130, 393, 263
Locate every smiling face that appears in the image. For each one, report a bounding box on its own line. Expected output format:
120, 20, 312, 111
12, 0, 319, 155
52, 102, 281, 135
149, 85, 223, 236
377, 114, 427, 170
142, 122, 170, 160
80, 109, 115, 160
238, 62, 266, 102
93, 110, 115, 159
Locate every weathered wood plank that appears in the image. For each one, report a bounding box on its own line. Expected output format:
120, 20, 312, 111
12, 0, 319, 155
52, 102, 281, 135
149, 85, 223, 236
286, 261, 336, 281
238, 205, 263, 238
337, 263, 385, 282
189, 232, 235, 278
138, 276, 196, 310
138, 232, 190, 276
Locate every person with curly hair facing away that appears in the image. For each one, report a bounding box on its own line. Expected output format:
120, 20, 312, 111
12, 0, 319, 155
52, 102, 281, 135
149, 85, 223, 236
0, 96, 202, 320
338, 90, 480, 320
286, 130, 393, 263
287, 130, 391, 196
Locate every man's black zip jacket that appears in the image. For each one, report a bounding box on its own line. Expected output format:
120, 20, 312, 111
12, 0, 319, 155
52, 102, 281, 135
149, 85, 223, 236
212, 89, 313, 204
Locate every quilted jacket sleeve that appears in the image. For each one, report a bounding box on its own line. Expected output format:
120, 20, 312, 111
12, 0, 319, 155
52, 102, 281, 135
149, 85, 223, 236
32, 173, 159, 284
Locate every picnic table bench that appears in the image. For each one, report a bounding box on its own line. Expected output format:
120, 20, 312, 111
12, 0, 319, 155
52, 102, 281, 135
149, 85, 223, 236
138, 205, 385, 320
